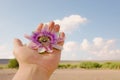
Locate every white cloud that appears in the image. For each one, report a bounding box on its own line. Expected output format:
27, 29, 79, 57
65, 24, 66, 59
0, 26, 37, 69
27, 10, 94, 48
93, 37, 104, 47
80, 39, 89, 50
62, 37, 120, 60
80, 37, 120, 60
0, 44, 14, 59
54, 15, 87, 33
61, 41, 79, 60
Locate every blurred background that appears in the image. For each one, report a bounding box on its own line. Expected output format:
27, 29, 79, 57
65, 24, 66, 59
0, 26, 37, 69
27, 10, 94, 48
0, 0, 120, 61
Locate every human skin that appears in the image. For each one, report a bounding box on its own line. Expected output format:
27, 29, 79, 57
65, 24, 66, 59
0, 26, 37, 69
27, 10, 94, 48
12, 21, 65, 80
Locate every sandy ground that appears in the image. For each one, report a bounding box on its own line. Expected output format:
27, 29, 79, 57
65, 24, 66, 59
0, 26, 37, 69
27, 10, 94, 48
0, 69, 120, 80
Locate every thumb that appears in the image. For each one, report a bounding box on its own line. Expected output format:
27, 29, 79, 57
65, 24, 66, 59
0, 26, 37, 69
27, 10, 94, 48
13, 38, 23, 49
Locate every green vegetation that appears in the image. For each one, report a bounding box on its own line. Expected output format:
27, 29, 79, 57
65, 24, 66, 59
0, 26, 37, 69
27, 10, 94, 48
79, 62, 101, 69
58, 64, 78, 69
101, 62, 120, 69
1, 60, 120, 69
0, 64, 8, 69
58, 61, 120, 69
0, 65, 3, 69
8, 59, 19, 68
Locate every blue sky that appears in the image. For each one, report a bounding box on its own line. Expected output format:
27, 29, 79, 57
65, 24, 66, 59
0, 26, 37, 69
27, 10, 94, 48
0, 0, 120, 60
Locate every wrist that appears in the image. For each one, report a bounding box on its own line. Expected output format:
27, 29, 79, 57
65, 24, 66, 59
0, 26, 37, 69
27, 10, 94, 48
18, 64, 50, 80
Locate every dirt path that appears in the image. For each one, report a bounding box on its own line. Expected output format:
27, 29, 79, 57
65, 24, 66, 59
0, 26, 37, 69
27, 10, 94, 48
0, 69, 120, 80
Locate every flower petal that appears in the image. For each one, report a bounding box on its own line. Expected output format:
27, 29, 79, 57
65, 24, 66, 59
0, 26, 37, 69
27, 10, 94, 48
38, 47, 46, 53
25, 24, 64, 53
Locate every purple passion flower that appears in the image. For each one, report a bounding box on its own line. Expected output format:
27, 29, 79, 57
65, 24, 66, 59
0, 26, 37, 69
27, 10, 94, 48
25, 24, 63, 53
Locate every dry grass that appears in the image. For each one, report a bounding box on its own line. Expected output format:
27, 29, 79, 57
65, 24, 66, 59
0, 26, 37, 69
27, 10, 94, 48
1, 61, 120, 80
0, 69, 120, 80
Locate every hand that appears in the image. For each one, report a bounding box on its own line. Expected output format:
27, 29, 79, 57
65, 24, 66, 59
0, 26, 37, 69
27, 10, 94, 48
13, 21, 65, 79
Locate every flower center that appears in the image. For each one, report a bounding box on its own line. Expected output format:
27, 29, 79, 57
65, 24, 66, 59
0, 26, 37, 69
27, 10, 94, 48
38, 36, 50, 43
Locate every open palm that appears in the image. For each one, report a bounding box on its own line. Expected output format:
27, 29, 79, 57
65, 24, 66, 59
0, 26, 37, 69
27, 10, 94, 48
13, 21, 65, 75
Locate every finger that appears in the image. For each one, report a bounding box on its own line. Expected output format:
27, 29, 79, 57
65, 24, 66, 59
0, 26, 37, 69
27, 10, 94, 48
53, 24, 60, 33
45, 32, 65, 58
50, 32, 65, 55
35, 23, 43, 32
58, 32, 65, 46
48, 21, 55, 32
41, 24, 49, 31
13, 38, 23, 48
24, 34, 31, 40
52, 32, 65, 52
